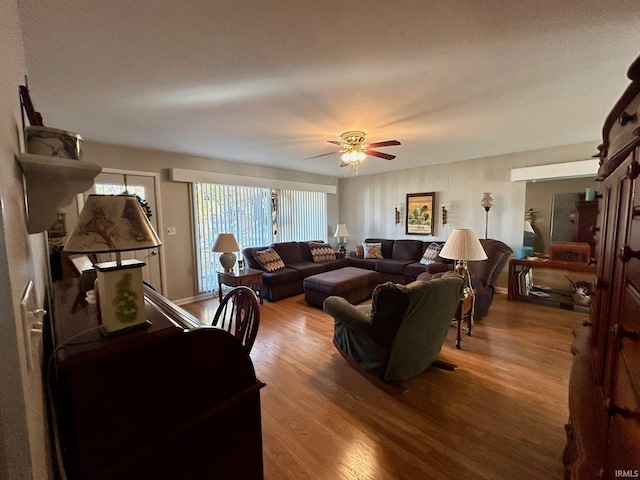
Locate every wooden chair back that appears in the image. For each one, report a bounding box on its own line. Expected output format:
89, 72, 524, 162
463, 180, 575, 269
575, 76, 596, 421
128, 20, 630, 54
212, 286, 260, 353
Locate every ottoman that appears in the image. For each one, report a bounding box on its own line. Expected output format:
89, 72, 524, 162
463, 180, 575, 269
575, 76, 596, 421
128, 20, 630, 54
303, 267, 380, 308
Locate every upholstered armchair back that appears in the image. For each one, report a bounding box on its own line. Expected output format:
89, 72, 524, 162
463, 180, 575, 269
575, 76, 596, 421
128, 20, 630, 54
468, 239, 513, 288
383, 276, 464, 381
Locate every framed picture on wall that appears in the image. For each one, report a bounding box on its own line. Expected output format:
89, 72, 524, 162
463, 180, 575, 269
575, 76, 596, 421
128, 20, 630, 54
406, 192, 435, 235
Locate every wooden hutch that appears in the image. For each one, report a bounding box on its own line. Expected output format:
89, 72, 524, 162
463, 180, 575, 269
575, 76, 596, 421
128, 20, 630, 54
564, 55, 640, 477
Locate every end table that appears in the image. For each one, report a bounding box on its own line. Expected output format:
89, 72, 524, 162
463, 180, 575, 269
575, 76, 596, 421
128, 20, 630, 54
455, 287, 474, 349
217, 267, 264, 304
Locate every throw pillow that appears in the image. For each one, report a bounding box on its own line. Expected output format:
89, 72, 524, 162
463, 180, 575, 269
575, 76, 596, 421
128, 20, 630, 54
363, 242, 383, 259
420, 242, 443, 265
252, 247, 285, 272
354, 245, 364, 259
309, 242, 336, 262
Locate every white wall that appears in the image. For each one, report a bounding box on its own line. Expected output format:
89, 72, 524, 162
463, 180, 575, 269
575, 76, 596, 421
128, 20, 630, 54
338, 141, 598, 275
0, 1, 51, 478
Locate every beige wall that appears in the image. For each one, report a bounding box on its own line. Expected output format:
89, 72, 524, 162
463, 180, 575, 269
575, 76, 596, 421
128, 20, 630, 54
80, 141, 339, 301
338, 141, 598, 288
0, 1, 51, 478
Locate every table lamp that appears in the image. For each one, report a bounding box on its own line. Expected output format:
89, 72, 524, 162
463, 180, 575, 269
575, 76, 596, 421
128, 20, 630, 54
212, 233, 240, 272
439, 228, 487, 289
333, 224, 350, 253
64, 194, 162, 336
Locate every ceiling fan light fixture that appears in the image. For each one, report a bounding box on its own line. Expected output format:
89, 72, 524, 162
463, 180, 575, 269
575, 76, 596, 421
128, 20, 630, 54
305, 131, 400, 175
340, 148, 367, 164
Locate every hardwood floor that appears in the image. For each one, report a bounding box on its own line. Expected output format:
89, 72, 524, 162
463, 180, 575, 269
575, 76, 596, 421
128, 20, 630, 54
182, 292, 583, 480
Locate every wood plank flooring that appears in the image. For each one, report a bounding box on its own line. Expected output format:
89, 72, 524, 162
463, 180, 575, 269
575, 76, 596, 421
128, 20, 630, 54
182, 293, 583, 480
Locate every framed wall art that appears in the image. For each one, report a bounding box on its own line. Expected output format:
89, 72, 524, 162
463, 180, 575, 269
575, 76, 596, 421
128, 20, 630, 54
406, 192, 435, 235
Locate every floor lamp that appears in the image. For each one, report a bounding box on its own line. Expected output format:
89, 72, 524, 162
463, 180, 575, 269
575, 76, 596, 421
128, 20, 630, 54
481, 192, 494, 239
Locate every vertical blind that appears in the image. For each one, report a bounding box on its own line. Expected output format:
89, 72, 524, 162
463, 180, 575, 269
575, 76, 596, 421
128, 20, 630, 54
193, 183, 272, 293
277, 189, 327, 242
193, 184, 328, 294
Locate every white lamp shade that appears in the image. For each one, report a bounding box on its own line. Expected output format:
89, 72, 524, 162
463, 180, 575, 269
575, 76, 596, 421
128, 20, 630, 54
64, 194, 161, 254
334, 224, 350, 238
212, 233, 240, 253
439, 229, 487, 261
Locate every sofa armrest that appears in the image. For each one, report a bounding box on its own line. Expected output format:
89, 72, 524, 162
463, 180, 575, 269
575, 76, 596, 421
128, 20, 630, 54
424, 263, 453, 275
335, 251, 345, 259
323, 296, 371, 334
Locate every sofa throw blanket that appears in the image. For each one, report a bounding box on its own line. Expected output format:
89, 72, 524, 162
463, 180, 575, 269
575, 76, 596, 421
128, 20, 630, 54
253, 247, 285, 272
420, 242, 442, 265
363, 242, 383, 259
309, 242, 336, 262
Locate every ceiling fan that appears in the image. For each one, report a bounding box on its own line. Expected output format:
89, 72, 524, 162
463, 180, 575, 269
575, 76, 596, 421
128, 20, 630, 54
306, 131, 401, 174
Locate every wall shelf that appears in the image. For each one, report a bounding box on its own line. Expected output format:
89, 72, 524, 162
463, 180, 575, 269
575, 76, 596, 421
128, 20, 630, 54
17, 153, 101, 234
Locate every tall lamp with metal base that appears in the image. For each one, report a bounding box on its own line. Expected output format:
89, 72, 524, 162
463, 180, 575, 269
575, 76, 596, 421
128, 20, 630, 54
480, 192, 494, 239
439, 228, 487, 289
64, 194, 162, 336
439, 228, 487, 350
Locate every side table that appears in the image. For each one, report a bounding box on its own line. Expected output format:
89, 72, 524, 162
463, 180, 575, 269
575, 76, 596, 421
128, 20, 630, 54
218, 267, 264, 304
455, 287, 474, 349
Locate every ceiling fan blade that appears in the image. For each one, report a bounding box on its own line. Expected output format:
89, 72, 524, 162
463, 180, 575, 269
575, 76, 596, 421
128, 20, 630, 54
339, 161, 350, 167
305, 151, 340, 160
327, 140, 342, 146
367, 140, 401, 148
366, 150, 396, 160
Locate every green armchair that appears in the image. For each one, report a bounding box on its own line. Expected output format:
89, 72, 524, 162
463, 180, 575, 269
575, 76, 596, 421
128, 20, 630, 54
323, 274, 464, 384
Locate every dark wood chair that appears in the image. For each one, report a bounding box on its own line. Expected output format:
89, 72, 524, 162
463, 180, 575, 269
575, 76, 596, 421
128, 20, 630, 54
212, 286, 260, 353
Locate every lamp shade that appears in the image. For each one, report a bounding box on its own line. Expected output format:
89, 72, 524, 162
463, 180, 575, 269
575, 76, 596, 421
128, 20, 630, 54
524, 220, 535, 234
439, 229, 487, 261
211, 233, 240, 253
481, 192, 494, 210
333, 224, 350, 238
64, 194, 161, 254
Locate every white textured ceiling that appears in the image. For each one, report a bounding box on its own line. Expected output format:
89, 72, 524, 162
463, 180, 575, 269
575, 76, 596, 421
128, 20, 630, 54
17, 0, 640, 177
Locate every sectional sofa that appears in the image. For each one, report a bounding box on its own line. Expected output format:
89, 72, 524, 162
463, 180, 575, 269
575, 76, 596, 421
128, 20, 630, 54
242, 238, 451, 302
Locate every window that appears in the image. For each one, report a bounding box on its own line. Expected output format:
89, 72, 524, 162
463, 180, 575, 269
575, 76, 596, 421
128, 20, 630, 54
277, 189, 327, 242
94, 183, 146, 200
193, 183, 327, 294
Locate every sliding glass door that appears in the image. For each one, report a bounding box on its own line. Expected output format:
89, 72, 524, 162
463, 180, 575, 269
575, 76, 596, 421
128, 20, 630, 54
192, 184, 328, 295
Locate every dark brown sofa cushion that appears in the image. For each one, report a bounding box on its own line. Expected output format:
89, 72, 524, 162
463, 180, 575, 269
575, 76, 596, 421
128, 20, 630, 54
391, 240, 425, 260
287, 261, 325, 277
261, 267, 301, 287
375, 259, 414, 276
272, 241, 303, 265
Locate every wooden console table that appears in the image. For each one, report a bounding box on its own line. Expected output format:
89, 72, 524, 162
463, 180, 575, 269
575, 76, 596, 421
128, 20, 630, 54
507, 258, 595, 310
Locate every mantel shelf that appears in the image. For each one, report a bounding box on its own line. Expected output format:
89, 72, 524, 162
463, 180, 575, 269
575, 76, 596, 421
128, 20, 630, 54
17, 153, 102, 234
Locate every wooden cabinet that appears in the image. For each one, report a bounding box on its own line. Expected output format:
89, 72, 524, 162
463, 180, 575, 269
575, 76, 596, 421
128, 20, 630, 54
564, 55, 640, 479
573, 200, 599, 258
48, 279, 265, 480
